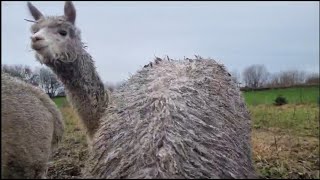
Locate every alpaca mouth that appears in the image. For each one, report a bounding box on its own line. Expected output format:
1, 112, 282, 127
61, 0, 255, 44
31, 43, 48, 51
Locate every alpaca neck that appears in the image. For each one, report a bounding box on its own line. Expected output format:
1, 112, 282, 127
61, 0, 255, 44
49, 51, 108, 138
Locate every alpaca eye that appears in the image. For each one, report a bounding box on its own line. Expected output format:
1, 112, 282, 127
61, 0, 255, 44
58, 30, 67, 36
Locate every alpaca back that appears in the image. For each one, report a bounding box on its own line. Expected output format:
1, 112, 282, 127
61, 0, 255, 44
88, 58, 256, 178
1, 73, 64, 179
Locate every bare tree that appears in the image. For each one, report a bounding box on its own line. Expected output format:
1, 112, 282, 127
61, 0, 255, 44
267, 72, 281, 88
242, 64, 269, 88
230, 69, 241, 87
295, 70, 307, 84
277, 70, 306, 86
305, 72, 319, 85
33, 67, 62, 98
28, 73, 41, 86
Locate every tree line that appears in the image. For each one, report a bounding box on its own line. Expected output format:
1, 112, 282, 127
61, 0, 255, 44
2, 64, 62, 98
231, 64, 319, 89
2, 64, 319, 96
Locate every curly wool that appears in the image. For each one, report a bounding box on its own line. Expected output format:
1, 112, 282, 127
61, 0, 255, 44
86, 58, 256, 179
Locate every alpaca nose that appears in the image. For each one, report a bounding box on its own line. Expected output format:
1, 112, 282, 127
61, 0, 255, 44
31, 35, 44, 42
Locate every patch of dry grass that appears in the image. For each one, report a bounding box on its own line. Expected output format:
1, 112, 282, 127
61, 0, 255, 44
250, 103, 319, 179
47, 105, 89, 179
252, 129, 319, 179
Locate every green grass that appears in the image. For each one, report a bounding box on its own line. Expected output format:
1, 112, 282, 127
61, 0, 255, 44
52, 96, 68, 108
249, 104, 319, 137
244, 86, 320, 179
243, 86, 319, 106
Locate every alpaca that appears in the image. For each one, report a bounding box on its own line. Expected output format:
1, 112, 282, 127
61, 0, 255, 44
1, 72, 64, 179
27, 1, 257, 178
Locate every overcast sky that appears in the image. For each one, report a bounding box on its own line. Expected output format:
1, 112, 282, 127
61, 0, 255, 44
2, 1, 319, 83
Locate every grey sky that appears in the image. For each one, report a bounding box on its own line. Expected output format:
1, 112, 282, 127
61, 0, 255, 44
2, 1, 319, 83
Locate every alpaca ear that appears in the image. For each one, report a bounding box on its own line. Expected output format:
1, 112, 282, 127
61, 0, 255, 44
27, 2, 43, 20
64, 1, 76, 24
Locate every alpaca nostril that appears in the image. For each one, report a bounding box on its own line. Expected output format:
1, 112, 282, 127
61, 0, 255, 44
31, 36, 44, 42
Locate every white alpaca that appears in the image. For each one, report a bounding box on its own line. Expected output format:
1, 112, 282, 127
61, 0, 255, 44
27, 1, 256, 178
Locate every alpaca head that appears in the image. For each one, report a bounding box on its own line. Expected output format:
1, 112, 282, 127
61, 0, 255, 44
27, 1, 83, 65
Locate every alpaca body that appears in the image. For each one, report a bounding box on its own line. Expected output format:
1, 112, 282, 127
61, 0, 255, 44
87, 59, 256, 178
1, 73, 64, 179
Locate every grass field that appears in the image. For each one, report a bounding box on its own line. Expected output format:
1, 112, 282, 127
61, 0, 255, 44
243, 86, 319, 105
50, 86, 319, 179
52, 96, 68, 108
244, 85, 319, 178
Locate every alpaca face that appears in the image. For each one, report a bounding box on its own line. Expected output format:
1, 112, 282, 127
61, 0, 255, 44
27, 1, 81, 65
30, 17, 81, 64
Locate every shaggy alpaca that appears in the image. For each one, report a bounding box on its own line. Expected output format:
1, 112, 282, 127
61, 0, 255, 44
1, 72, 64, 179
27, 1, 256, 178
